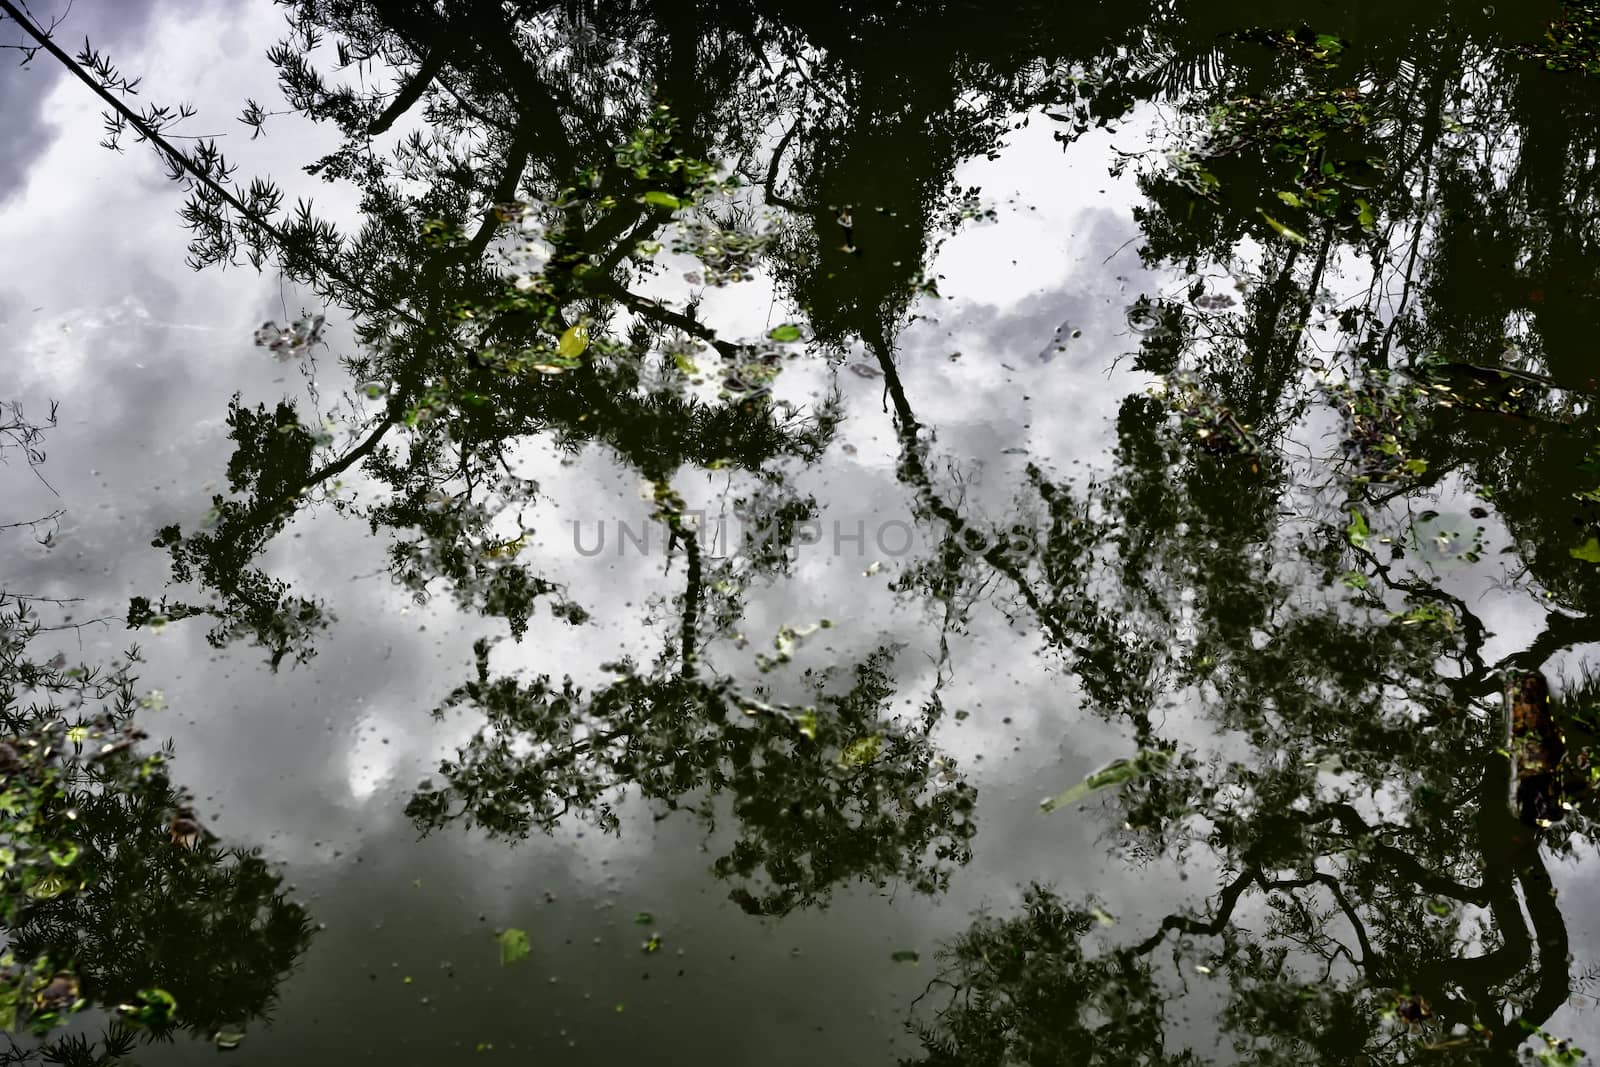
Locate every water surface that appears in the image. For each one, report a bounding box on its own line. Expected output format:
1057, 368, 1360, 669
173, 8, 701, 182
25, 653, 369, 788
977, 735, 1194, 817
4, 1, 1600, 1064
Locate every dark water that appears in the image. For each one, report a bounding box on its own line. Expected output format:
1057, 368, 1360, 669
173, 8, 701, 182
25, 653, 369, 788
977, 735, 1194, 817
4, 0, 1600, 1063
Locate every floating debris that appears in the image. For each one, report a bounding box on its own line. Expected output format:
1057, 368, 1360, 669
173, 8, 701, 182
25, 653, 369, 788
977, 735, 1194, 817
253, 315, 326, 361
498, 927, 531, 965
34, 973, 80, 1013
168, 805, 204, 849
1039, 319, 1084, 362
1041, 749, 1172, 813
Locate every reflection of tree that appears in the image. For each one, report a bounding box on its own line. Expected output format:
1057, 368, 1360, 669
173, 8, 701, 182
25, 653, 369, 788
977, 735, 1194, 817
0, 630, 312, 1062
8, 0, 1027, 912
845, 13, 1600, 1059
15, 0, 1600, 1057
2, 421, 312, 1063
892, 377, 1594, 1060
409, 642, 975, 916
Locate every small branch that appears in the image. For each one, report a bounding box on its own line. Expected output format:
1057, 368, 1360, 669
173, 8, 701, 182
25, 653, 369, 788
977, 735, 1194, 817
0, 0, 419, 332
678, 526, 702, 677
368, 45, 447, 135
1133, 864, 1258, 954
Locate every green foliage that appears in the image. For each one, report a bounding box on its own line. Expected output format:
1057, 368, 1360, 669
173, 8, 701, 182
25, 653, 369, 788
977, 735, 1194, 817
0, 593, 312, 1059
408, 646, 975, 916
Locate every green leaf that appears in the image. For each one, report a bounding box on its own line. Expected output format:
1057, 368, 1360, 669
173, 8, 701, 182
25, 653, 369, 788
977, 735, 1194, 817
642, 190, 683, 210
1356, 197, 1376, 231
1346, 510, 1370, 548
634, 912, 654, 925
1257, 209, 1307, 244
890, 950, 920, 963
1570, 537, 1600, 563
117, 988, 177, 1026
27, 873, 70, 900
839, 735, 883, 767
672, 351, 697, 375
767, 323, 803, 343
1339, 571, 1368, 590
1040, 750, 1171, 813
1276, 190, 1303, 207
557, 323, 589, 360
0, 986, 17, 1033
498, 927, 531, 966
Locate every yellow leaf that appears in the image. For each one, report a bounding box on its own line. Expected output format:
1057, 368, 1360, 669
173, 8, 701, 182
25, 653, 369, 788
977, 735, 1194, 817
558, 323, 589, 360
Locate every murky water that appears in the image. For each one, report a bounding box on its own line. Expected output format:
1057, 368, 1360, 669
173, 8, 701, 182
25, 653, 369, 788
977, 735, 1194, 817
4, 1, 1600, 1063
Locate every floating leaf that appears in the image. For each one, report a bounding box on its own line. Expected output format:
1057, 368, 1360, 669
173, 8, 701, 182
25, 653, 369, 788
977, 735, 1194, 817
767, 324, 803, 343
214, 1024, 246, 1050
1346, 510, 1370, 548
1276, 190, 1303, 207
641, 934, 662, 954
839, 734, 883, 767
634, 912, 654, 925
642, 190, 683, 210
1570, 537, 1600, 564
891, 950, 920, 963
27, 872, 71, 900
1257, 209, 1307, 244
558, 324, 589, 360
1040, 749, 1171, 814
117, 988, 177, 1026
1356, 198, 1376, 231
498, 927, 531, 966
1339, 571, 1368, 590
